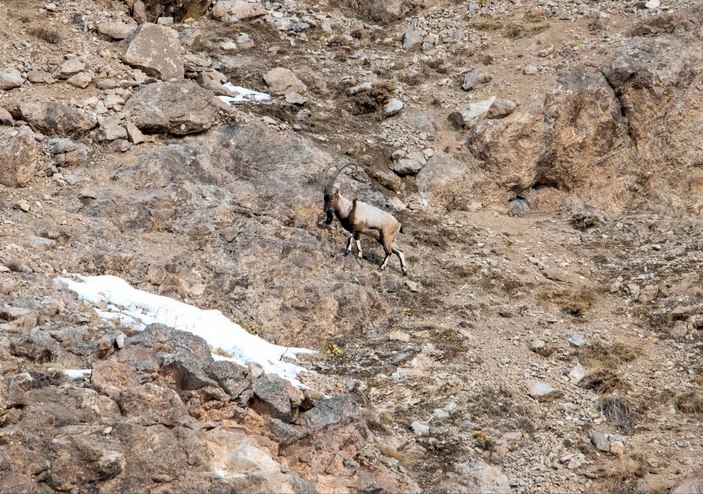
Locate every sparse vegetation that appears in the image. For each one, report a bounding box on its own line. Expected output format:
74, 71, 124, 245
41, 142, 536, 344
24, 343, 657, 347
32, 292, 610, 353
674, 391, 703, 414
599, 395, 641, 433
29, 27, 62, 44
581, 369, 626, 394
538, 287, 595, 317
578, 342, 642, 369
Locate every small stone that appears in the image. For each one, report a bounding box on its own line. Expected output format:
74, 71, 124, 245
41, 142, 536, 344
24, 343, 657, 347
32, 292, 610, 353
220, 41, 237, 51
461, 69, 479, 91
384, 98, 404, 118
16, 199, 31, 212
543, 267, 567, 282
115, 332, 126, 349
432, 408, 450, 420
0, 107, 13, 126
538, 46, 554, 58
0, 67, 24, 90
675, 439, 689, 448
526, 379, 563, 402
97, 22, 137, 40
67, 72, 93, 89
236, 33, 255, 49
389, 330, 411, 342
530, 339, 546, 351
410, 421, 430, 435
96, 79, 119, 90
402, 30, 424, 51
589, 430, 610, 452
285, 92, 307, 105
98, 118, 128, 142
568, 334, 585, 347
27, 70, 55, 84
645, 0, 660, 8
126, 122, 144, 144
523, 64, 539, 75
263, 67, 306, 95
568, 363, 586, 383
59, 58, 86, 79
44, 2, 57, 11
486, 99, 517, 119
405, 279, 419, 292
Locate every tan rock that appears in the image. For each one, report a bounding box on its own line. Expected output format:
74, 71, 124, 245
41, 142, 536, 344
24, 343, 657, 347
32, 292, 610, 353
123, 23, 184, 80
263, 67, 306, 95
0, 126, 40, 187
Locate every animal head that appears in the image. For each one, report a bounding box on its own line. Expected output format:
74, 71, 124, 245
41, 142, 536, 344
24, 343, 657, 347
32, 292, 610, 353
322, 163, 352, 224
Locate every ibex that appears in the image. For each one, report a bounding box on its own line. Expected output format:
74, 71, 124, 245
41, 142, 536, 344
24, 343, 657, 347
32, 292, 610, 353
321, 163, 408, 276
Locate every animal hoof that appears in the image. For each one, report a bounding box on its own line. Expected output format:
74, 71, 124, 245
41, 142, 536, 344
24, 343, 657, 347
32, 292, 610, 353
357, 253, 363, 259
344, 250, 351, 256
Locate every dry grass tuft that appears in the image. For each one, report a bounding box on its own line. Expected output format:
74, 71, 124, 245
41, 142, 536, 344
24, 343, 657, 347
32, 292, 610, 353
578, 342, 642, 369
28, 27, 62, 44
468, 16, 504, 31
599, 395, 641, 433
538, 287, 595, 317
581, 369, 625, 394
674, 391, 703, 414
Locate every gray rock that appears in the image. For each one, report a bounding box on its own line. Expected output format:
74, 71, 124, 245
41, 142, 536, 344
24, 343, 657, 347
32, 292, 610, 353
59, 58, 86, 79
97, 22, 137, 40
206, 360, 250, 400
448, 97, 495, 129
568, 334, 585, 347
0, 126, 40, 187
124, 80, 219, 135
523, 64, 539, 75
410, 421, 430, 434
300, 394, 360, 430
67, 72, 93, 89
543, 267, 567, 282
568, 363, 586, 383
671, 477, 703, 494
525, 379, 562, 402
212, 0, 267, 21
18, 97, 97, 136
487, 99, 517, 119
48, 138, 91, 166
97, 118, 128, 142
268, 418, 307, 447
263, 67, 306, 95
416, 153, 469, 207
123, 23, 184, 81
27, 70, 55, 84
0, 67, 24, 90
393, 152, 426, 176
461, 69, 480, 91
126, 122, 145, 144
384, 98, 404, 118
252, 377, 293, 422
0, 107, 13, 126
403, 30, 424, 51
589, 429, 610, 452
452, 460, 512, 494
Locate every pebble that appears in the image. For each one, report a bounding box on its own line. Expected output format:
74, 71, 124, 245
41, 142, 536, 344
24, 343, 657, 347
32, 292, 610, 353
16, 200, 31, 212
432, 408, 450, 420
568, 363, 586, 383
523, 65, 539, 75
411, 421, 430, 435
526, 379, 563, 401
568, 334, 585, 347
384, 98, 404, 118
389, 330, 411, 342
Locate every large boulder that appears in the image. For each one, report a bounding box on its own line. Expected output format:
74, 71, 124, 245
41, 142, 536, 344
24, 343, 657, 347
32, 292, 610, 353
138, 0, 213, 22
212, 0, 267, 21
332, 0, 433, 23
18, 97, 97, 137
0, 126, 40, 187
416, 153, 472, 210
122, 23, 184, 81
124, 80, 219, 135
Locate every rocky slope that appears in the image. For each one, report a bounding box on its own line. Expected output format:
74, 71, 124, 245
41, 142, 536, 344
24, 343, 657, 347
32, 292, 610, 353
1, 0, 703, 492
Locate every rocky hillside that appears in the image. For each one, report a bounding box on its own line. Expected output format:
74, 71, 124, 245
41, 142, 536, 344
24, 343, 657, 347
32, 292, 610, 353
1, 0, 703, 492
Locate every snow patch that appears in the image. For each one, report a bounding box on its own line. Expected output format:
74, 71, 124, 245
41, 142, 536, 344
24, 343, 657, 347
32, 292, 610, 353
52, 368, 92, 380
56, 274, 314, 386
218, 82, 271, 104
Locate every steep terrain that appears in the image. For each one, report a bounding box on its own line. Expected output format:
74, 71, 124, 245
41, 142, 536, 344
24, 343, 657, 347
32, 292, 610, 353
1, 0, 703, 492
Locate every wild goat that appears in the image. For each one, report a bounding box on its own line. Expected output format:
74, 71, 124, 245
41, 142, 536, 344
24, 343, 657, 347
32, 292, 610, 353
321, 163, 408, 276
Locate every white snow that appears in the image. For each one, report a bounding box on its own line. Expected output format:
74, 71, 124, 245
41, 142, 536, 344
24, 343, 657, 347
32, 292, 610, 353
218, 82, 272, 105
56, 274, 315, 386
52, 368, 92, 379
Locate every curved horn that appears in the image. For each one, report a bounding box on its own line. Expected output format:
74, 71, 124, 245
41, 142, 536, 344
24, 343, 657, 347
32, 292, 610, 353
325, 163, 353, 193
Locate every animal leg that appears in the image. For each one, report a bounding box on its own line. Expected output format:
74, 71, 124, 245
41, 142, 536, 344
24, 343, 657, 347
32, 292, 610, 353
392, 245, 408, 276
379, 232, 393, 271
354, 232, 363, 259
345, 234, 354, 255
